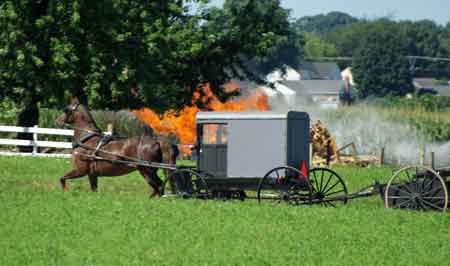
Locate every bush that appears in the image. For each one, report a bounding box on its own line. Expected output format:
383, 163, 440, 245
373, 95, 450, 112
0, 98, 20, 125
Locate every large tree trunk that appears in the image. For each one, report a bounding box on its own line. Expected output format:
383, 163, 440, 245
16, 100, 39, 153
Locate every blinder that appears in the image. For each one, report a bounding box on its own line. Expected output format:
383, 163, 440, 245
64, 103, 80, 114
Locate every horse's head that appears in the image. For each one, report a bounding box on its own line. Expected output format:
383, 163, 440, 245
56, 97, 92, 128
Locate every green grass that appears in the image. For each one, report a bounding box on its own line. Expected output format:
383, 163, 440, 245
1, 156, 450, 266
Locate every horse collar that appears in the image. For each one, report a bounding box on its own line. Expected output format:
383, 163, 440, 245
72, 131, 100, 149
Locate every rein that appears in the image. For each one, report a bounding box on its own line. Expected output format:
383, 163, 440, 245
63, 123, 103, 136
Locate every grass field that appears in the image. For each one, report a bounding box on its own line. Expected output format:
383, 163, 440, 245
1, 156, 450, 266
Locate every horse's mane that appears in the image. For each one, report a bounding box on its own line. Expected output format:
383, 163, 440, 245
78, 104, 101, 132
76, 105, 178, 145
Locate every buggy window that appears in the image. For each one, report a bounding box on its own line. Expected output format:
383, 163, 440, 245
202, 124, 228, 144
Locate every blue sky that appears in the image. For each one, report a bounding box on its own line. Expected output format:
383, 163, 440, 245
207, 0, 450, 25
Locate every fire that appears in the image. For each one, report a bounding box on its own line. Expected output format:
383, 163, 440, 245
134, 83, 269, 155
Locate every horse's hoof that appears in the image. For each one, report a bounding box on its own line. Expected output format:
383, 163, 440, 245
149, 192, 161, 198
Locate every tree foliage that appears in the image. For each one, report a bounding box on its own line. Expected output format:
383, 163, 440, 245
303, 32, 337, 58
397, 20, 450, 78
293, 11, 358, 36
352, 21, 413, 98
205, 0, 303, 77
0, 0, 292, 114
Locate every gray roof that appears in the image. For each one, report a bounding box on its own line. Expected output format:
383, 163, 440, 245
413, 78, 450, 96
413, 78, 439, 88
298, 62, 341, 80
196, 111, 309, 121
281, 80, 345, 95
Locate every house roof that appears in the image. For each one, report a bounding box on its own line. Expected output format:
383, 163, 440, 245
434, 86, 450, 96
196, 111, 309, 121
266, 65, 301, 82
281, 80, 345, 95
298, 62, 341, 80
413, 78, 439, 88
413, 78, 450, 96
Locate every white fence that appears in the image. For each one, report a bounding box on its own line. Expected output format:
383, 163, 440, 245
0, 125, 74, 158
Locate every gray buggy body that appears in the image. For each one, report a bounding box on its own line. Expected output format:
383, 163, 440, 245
195, 111, 310, 180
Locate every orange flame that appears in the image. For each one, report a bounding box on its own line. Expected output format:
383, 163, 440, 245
134, 83, 269, 155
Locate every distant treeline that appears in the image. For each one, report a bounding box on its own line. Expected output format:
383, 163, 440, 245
293, 11, 450, 78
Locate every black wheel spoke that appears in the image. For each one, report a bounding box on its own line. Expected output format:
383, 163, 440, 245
312, 171, 319, 192
389, 185, 412, 195
323, 181, 340, 194
395, 198, 415, 208
325, 189, 345, 197
319, 169, 324, 192
321, 173, 333, 193
422, 196, 446, 200
388, 196, 413, 199
422, 186, 443, 196
421, 199, 444, 211
326, 201, 336, 208
422, 177, 437, 191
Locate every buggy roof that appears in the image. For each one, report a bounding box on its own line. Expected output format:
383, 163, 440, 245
196, 111, 308, 122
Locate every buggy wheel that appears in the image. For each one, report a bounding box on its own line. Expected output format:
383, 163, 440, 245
309, 168, 348, 207
161, 169, 209, 199
385, 165, 448, 212
257, 166, 312, 206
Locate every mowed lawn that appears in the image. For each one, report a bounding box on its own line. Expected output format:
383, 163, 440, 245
1, 157, 449, 266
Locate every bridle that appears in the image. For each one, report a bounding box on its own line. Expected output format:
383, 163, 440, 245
61, 103, 101, 135
63, 103, 80, 115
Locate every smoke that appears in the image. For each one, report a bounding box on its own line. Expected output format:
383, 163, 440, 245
271, 101, 450, 167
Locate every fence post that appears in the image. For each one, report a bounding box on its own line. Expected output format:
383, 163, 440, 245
420, 145, 426, 166
32, 125, 38, 156
106, 123, 114, 135
430, 152, 435, 170
379, 147, 385, 166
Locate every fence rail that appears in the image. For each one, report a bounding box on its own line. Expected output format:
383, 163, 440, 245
0, 125, 74, 158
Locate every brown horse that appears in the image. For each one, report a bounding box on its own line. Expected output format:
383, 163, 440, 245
56, 97, 166, 197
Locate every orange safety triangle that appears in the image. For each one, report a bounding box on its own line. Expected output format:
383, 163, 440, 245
300, 160, 308, 178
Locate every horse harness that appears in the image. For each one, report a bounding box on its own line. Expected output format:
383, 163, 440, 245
73, 131, 117, 175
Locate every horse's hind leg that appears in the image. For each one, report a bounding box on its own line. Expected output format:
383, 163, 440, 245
138, 167, 162, 197
59, 169, 85, 191
88, 175, 98, 192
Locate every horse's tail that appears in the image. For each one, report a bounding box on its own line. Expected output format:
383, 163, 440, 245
159, 140, 178, 166
140, 124, 178, 165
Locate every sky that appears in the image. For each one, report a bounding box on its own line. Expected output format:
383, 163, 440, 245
207, 0, 450, 25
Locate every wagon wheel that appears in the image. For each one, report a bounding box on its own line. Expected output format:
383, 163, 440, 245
257, 166, 312, 205
309, 168, 348, 207
385, 165, 448, 212
161, 169, 209, 199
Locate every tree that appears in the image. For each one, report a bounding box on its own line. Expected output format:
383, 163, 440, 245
326, 21, 372, 57
352, 21, 413, 98
293, 11, 358, 36
0, 0, 291, 116
398, 20, 450, 78
303, 32, 337, 58
203, 0, 301, 80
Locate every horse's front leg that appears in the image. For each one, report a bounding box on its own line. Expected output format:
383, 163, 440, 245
88, 175, 98, 192
59, 169, 85, 191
